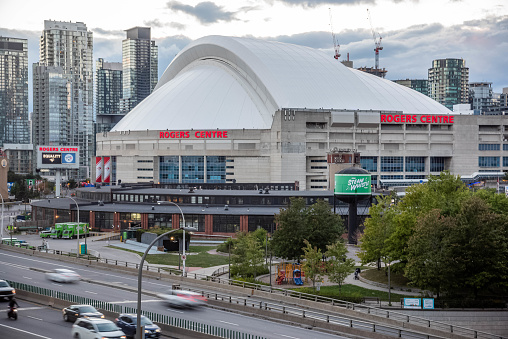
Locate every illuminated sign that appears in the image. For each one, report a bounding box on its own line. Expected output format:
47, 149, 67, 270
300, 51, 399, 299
159, 130, 228, 139
381, 114, 454, 124
334, 174, 372, 195
37, 145, 79, 169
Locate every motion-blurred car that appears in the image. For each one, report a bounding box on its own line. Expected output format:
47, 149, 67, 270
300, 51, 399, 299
116, 313, 161, 338
46, 268, 81, 283
62, 304, 104, 322
158, 289, 207, 308
72, 318, 126, 339
0, 280, 15, 300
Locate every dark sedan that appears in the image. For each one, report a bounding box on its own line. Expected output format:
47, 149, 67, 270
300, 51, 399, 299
115, 314, 161, 339
62, 304, 104, 322
0, 280, 16, 301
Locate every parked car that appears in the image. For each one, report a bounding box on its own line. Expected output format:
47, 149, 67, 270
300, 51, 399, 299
72, 318, 126, 339
62, 304, 104, 322
158, 289, 207, 308
0, 280, 15, 300
115, 313, 161, 338
46, 268, 81, 283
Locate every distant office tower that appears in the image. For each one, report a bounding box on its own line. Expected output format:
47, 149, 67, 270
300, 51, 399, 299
428, 58, 469, 110
33, 20, 93, 179
469, 82, 493, 114
96, 58, 123, 133
393, 79, 429, 97
486, 87, 508, 116
0, 37, 30, 146
120, 27, 158, 113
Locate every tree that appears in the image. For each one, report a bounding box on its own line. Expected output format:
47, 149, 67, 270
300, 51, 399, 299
272, 197, 344, 260
326, 240, 356, 296
231, 232, 265, 278
301, 240, 325, 290
405, 209, 456, 297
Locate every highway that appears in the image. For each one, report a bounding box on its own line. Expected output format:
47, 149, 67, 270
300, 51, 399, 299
0, 249, 350, 339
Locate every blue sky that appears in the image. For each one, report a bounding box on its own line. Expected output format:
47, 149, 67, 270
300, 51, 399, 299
1, 0, 507, 112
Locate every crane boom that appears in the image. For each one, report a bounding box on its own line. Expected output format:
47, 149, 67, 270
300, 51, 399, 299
367, 8, 383, 69
329, 8, 341, 60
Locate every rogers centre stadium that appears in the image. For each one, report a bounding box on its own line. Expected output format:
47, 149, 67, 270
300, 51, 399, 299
94, 35, 505, 190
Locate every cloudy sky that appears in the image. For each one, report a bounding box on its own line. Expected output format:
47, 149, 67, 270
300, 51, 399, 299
1, 0, 507, 112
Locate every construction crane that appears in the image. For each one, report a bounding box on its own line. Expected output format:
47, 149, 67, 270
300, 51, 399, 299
367, 8, 383, 69
329, 8, 340, 60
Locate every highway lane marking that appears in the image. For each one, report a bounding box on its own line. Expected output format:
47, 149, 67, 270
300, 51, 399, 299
23, 276, 33, 279
27, 315, 43, 321
274, 334, 300, 339
219, 320, 239, 326
52, 283, 63, 287
112, 300, 160, 304
85, 290, 98, 294
0, 323, 52, 338
19, 307, 46, 311
166, 309, 184, 313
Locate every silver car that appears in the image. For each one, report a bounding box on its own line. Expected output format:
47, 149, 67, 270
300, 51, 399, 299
158, 289, 207, 308
72, 318, 126, 339
46, 268, 81, 283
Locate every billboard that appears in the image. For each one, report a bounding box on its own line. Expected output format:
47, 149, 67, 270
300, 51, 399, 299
96, 157, 103, 183
334, 174, 371, 195
37, 146, 79, 169
103, 156, 111, 183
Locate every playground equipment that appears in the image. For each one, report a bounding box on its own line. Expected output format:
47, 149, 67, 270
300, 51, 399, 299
293, 269, 303, 286
276, 262, 305, 285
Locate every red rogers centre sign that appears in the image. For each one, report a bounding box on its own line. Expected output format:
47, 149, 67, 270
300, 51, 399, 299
159, 131, 228, 139
381, 114, 454, 124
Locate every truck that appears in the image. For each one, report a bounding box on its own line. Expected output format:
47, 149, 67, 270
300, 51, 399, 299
61, 223, 89, 239
40, 229, 52, 238
50, 223, 67, 239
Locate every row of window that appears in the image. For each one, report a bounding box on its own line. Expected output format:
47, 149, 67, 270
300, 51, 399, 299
361, 156, 446, 173
478, 157, 508, 167
479, 144, 508, 151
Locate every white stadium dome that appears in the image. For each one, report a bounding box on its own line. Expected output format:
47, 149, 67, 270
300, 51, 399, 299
111, 35, 450, 132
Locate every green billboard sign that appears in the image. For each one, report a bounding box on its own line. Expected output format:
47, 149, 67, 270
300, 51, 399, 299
335, 174, 371, 195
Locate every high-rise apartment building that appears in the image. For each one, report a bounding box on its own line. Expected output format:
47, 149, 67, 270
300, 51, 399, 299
0, 37, 30, 146
469, 82, 493, 114
120, 27, 158, 113
96, 58, 123, 133
428, 58, 469, 110
33, 20, 93, 179
393, 79, 429, 97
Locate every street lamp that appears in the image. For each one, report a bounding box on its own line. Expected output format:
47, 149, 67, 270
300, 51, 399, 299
157, 201, 187, 276
67, 196, 80, 258
387, 260, 391, 306
136, 226, 196, 339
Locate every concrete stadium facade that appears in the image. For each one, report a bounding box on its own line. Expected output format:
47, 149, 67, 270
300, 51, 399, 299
95, 36, 507, 190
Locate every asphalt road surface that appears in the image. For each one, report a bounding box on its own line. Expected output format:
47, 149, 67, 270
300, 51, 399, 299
0, 249, 351, 339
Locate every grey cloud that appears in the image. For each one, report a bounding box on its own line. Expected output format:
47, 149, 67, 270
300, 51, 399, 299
92, 28, 125, 37
169, 22, 186, 30
166, 1, 237, 24
144, 19, 165, 28
155, 35, 193, 76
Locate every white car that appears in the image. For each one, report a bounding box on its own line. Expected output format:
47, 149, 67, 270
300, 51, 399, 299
72, 318, 126, 339
46, 268, 81, 283
158, 289, 207, 308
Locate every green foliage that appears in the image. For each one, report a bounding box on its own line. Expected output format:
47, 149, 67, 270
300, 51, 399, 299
231, 231, 265, 278
301, 240, 325, 290
272, 197, 344, 260
216, 237, 236, 253
325, 239, 356, 295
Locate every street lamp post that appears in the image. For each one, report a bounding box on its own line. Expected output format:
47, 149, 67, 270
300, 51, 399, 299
157, 201, 186, 276
67, 196, 80, 258
388, 260, 391, 306
136, 226, 195, 339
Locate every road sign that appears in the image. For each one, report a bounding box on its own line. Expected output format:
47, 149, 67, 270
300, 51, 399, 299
181, 255, 187, 261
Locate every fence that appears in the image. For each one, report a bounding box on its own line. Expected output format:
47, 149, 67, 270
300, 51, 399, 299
8, 280, 266, 339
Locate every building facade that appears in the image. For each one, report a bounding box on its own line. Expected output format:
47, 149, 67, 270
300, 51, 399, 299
393, 79, 429, 97
34, 20, 94, 179
95, 58, 123, 133
0, 37, 30, 146
120, 27, 158, 114
94, 36, 503, 191
469, 82, 494, 115
428, 58, 469, 110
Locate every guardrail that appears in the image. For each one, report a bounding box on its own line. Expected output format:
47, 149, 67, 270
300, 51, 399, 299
212, 266, 229, 277
3, 243, 506, 339
8, 280, 266, 339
